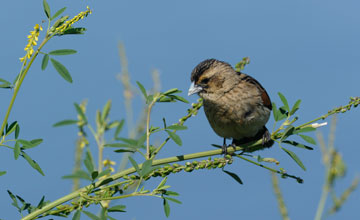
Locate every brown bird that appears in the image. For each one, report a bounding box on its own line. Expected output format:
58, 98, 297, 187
188, 59, 273, 153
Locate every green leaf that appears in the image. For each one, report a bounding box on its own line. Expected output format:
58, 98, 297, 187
280, 126, 295, 141
166, 130, 182, 146
21, 152, 45, 176
82, 211, 101, 220
114, 119, 125, 138
72, 210, 81, 220
17, 139, 43, 149
278, 92, 289, 112
53, 119, 78, 127
74, 103, 88, 124
281, 147, 306, 171
62, 170, 91, 180
0, 171, 6, 176
168, 95, 189, 103
101, 100, 112, 122
166, 124, 187, 130
7, 190, 19, 208
163, 198, 170, 217
141, 159, 153, 177
36, 196, 45, 209
6, 121, 17, 136
51, 7, 66, 21
136, 81, 148, 99
15, 124, 20, 139
272, 102, 280, 121
43, 0, 51, 18
290, 99, 301, 116
0, 78, 12, 88
146, 94, 154, 104
128, 156, 140, 175
283, 140, 313, 150
293, 126, 316, 134
14, 142, 20, 160
157, 177, 168, 189
114, 149, 136, 153
108, 205, 126, 212
222, 169, 243, 185
163, 88, 181, 95
164, 191, 179, 196
60, 27, 87, 35
299, 134, 317, 145
49, 49, 77, 55
50, 58, 73, 83
104, 143, 130, 148
41, 54, 49, 70
165, 197, 182, 204
158, 96, 175, 102
84, 149, 95, 173
91, 171, 99, 180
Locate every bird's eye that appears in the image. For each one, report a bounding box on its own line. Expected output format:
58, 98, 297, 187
200, 78, 210, 84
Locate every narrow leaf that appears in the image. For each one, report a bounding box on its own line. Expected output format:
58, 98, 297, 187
0, 171, 7, 176
136, 81, 147, 99
50, 58, 73, 83
114, 119, 125, 138
60, 27, 87, 35
278, 92, 289, 112
128, 157, 140, 175
157, 177, 168, 189
283, 140, 314, 150
108, 205, 126, 212
51, 7, 67, 21
299, 134, 317, 145
290, 99, 301, 115
163, 88, 181, 95
223, 169, 243, 185
166, 125, 187, 130
163, 198, 170, 217
166, 197, 182, 204
49, 49, 77, 55
280, 126, 295, 141
36, 196, 45, 209
101, 100, 112, 122
84, 149, 95, 173
6, 121, 17, 136
281, 147, 306, 171
166, 130, 182, 146
53, 119, 78, 127
41, 54, 49, 70
72, 210, 81, 220
164, 191, 180, 196
22, 152, 45, 175
74, 103, 87, 124
114, 149, 136, 153
272, 102, 280, 121
0, 78, 12, 88
82, 211, 101, 220
14, 142, 20, 160
15, 124, 20, 139
62, 170, 91, 180
293, 127, 316, 134
43, 0, 51, 18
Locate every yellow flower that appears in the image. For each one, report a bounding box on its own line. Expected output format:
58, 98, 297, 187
56, 6, 92, 34
103, 159, 116, 167
20, 24, 43, 63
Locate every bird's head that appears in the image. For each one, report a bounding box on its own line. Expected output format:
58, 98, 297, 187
188, 59, 237, 97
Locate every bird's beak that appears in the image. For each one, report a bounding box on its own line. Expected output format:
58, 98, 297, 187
188, 81, 203, 96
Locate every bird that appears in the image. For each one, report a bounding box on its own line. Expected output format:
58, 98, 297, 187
188, 58, 273, 153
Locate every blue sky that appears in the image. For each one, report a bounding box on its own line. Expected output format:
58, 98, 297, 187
0, 0, 359, 219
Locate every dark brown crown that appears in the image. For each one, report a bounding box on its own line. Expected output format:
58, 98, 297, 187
190, 59, 232, 82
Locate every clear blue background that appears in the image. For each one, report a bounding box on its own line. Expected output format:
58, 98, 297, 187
0, 0, 359, 219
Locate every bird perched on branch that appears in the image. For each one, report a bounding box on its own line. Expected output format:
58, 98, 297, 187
188, 59, 273, 153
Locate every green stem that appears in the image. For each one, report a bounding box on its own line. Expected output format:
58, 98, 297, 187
0, 36, 50, 137
314, 184, 329, 220
21, 144, 252, 220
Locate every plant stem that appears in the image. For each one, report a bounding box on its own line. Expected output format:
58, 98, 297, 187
0, 37, 50, 136
146, 101, 155, 159
21, 144, 255, 220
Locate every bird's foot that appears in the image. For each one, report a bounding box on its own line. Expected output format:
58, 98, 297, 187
262, 128, 274, 148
